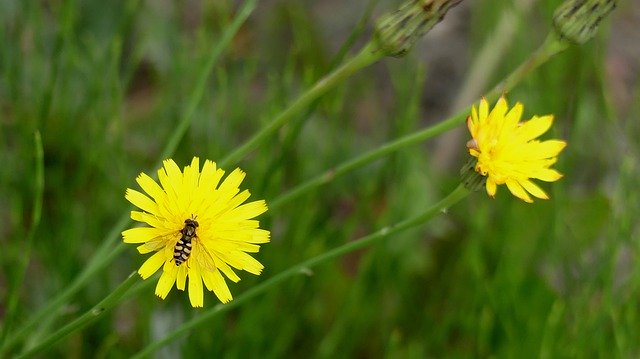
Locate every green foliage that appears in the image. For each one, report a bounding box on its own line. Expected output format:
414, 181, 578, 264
1, 0, 638, 357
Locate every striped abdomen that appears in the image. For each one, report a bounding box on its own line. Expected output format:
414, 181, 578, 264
173, 235, 193, 266
174, 218, 198, 266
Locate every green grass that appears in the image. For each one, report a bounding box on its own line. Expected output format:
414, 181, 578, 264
1, 0, 639, 357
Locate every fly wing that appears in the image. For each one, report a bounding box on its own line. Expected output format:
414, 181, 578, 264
141, 232, 176, 253
193, 238, 217, 272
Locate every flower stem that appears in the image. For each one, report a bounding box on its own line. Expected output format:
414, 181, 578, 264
15, 272, 140, 359
269, 30, 569, 210
219, 41, 383, 168
0, 1, 257, 355
270, 111, 467, 209
485, 31, 568, 101
132, 185, 469, 358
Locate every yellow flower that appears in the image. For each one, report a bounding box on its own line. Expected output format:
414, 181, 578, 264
466, 97, 567, 203
122, 157, 270, 307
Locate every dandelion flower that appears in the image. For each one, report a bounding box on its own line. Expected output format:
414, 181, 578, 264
465, 97, 567, 203
122, 157, 270, 307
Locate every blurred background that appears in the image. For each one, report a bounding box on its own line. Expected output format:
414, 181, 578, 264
1, 0, 639, 357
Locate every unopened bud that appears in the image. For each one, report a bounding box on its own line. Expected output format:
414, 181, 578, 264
553, 0, 617, 44
374, 0, 464, 57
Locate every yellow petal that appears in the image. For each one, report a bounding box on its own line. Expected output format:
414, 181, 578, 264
219, 168, 246, 193
210, 270, 233, 303
130, 211, 168, 229
467, 116, 476, 138
520, 179, 549, 200
122, 227, 164, 243
534, 168, 564, 182
214, 258, 241, 283
138, 251, 167, 279
188, 266, 204, 307
528, 140, 567, 159
504, 102, 523, 129
125, 188, 158, 215
201, 270, 215, 291
488, 97, 508, 124
155, 264, 178, 299
251, 229, 271, 244
199, 160, 224, 191
506, 179, 533, 203
225, 200, 268, 221
518, 115, 553, 141
479, 98, 489, 123
136, 172, 165, 204
486, 178, 497, 197
137, 242, 164, 254
176, 264, 187, 290
183, 157, 200, 195
214, 247, 264, 275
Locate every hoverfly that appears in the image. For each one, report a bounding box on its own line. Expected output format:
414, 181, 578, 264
143, 218, 217, 271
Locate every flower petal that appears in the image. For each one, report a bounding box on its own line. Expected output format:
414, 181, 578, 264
207, 270, 233, 304
139, 251, 167, 279
479, 97, 489, 123
527, 140, 567, 159
125, 189, 159, 215
225, 200, 268, 221
486, 177, 497, 197
488, 96, 508, 124
136, 173, 165, 204
213, 258, 241, 283
520, 179, 549, 200
505, 179, 533, 203
122, 227, 165, 243
518, 115, 553, 141
188, 266, 204, 307
155, 263, 178, 299
504, 102, 523, 129
533, 168, 564, 182
176, 264, 188, 290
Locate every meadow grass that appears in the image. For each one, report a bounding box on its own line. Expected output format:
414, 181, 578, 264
1, 0, 639, 357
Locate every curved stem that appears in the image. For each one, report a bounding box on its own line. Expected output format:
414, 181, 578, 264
132, 185, 469, 358
16, 273, 140, 359
270, 109, 467, 209
219, 41, 383, 168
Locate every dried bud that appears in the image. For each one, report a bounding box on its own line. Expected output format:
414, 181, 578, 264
374, 0, 464, 57
460, 158, 486, 193
553, 0, 617, 44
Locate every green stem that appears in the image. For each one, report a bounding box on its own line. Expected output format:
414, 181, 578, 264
270, 31, 569, 210
270, 110, 467, 209
0, 132, 44, 345
485, 32, 568, 100
0, 1, 257, 354
132, 185, 469, 358
219, 41, 383, 168
15, 273, 140, 359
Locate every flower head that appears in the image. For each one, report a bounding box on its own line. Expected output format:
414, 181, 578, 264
465, 97, 567, 203
122, 157, 270, 307
553, 0, 617, 44
374, 0, 463, 57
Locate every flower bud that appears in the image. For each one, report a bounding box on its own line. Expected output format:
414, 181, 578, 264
374, 0, 464, 57
553, 0, 617, 44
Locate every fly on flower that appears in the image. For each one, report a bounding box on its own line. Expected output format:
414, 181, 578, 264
122, 157, 270, 307
464, 96, 567, 203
